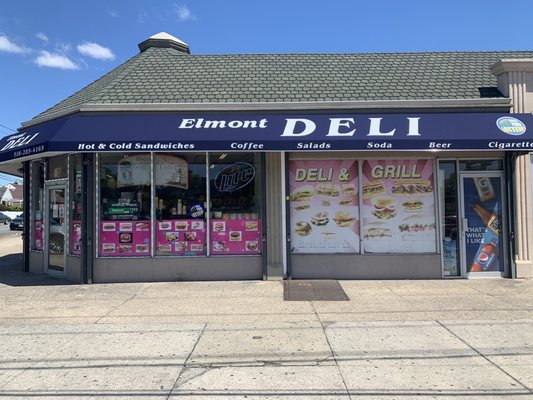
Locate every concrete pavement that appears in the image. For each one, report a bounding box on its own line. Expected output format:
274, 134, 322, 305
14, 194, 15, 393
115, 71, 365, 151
0, 237, 531, 399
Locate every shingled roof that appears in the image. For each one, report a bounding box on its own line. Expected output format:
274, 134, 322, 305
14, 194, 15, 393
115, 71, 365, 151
30, 33, 533, 125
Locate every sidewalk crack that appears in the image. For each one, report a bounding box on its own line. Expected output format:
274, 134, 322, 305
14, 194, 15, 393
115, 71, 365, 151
436, 320, 532, 393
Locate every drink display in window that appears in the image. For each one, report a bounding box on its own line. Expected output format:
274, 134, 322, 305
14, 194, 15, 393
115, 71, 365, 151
99, 154, 152, 257
289, 160, 359, 253
155, 154, 207, 256
362, 159, 436, 253
209, 154, 262, 256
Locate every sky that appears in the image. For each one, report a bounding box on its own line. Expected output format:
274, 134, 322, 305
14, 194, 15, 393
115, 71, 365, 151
0, 0, 533, 173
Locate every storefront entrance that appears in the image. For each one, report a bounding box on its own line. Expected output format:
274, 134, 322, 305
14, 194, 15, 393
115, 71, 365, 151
459, 173, 507, 277
45, 184, 67, 277
440, 160, 507, 278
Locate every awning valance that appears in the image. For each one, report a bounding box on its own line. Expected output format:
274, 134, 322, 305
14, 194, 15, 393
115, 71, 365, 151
1, 112, 532, 162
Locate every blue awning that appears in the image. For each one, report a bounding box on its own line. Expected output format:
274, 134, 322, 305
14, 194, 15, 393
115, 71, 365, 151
1, 112, 533, 162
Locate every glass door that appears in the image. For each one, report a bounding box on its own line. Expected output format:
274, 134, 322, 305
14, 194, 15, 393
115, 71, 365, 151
459, 174, 506, 277
46, 186, 67, 276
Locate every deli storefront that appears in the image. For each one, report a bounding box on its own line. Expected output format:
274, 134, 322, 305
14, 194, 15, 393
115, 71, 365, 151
1, 112, 531, 283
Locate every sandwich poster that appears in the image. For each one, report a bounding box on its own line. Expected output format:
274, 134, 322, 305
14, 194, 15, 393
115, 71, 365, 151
289, 160, 359, 253
361, 159, 436, 253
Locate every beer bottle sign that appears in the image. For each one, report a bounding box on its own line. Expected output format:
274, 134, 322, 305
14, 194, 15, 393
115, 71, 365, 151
463, 176, 503, 273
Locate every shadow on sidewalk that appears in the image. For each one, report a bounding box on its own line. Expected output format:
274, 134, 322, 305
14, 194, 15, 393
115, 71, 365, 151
0, 253, 73, 287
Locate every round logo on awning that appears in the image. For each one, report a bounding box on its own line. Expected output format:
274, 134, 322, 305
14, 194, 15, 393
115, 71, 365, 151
496, 116, 526, 135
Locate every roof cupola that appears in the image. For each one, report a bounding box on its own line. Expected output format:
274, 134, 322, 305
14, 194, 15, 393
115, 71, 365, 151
138, 32, 190, 54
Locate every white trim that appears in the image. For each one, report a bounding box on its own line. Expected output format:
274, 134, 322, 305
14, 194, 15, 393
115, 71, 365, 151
20, 98, 512, 128
280, 151, 287, 276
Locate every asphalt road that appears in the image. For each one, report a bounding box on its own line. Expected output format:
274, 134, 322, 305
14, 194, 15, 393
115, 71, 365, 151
0, 223, 22, 239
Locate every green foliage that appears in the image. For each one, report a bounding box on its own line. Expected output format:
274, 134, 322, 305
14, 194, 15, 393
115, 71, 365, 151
0, 204, 23, 212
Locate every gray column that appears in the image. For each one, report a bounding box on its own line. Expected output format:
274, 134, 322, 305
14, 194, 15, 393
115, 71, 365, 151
265, 152, 284, 279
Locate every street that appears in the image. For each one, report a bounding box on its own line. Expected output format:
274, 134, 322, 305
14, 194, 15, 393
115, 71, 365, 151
0, 233, 531, 399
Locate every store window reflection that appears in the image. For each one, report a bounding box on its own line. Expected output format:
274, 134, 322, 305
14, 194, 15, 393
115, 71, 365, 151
31, 161, 44, 251
209, 153, 262, 255
99, 154, 151, 257
155, 154, 207, 256
70, 155, 82, 256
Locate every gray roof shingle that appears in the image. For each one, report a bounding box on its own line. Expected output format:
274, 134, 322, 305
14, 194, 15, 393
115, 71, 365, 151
33, 48, 533, 122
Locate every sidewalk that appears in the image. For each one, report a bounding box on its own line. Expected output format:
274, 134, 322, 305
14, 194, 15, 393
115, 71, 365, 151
0, 241, 531, 398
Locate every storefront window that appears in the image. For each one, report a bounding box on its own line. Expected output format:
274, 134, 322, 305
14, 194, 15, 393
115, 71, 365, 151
99, 154, 151, 257
209, 153, 262, 255
289, 159, 359, 253
47, 155, 68, 179
155, 154, 207, 256
361, 159, 436, 253
459, 160, 503, 171
439, 161, 459, 276
31, 161, 44, 251
70, 155, 82, 256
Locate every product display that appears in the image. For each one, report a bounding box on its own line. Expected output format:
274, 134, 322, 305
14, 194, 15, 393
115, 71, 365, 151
100, 221, 152, 257
210, 218, 261, 255
155, 219, 205, 256
289, 159, 360, 253
362, 159, 436, 253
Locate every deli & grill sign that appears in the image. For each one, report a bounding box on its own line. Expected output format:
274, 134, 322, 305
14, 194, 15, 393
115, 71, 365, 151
1, 113, 533, 162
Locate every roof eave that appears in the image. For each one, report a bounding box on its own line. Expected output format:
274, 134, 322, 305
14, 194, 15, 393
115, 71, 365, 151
20, 98, 513, 129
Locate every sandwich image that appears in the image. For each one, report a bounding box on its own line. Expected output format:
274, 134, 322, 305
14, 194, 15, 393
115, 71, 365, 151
363, 181, 385, 199
214, 221, 225, 232
311, 211, 329, 226
333, 211, 355, 227
398, 214, 436, 233
341, 183, 357, 195
371, 196, 397, 220
175, 221, 188, 230
391, 180, 433, 195
246, 240, 259, 251
229, 231, 242, 241
339, 199, 352, 206
363, 221, 393, 239
290, 185, 314, 201
402, 198, 424, 212
294, 204, 310, 211
295, 221, 312, 236
245, 221, 258, 231
315, 183, 340, 197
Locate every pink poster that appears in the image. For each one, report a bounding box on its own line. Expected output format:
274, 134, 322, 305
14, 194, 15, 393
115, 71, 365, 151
288, 160, 359, 253
211, 219, 261, 255
34, 219, 44, 251
71, 220, 81, 255
361, 159, 436, 253
156, 219, 206, 256
100, 221, 151, 257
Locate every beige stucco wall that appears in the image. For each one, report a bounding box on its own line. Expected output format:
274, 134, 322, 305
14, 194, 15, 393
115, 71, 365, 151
493, 59, 533, 278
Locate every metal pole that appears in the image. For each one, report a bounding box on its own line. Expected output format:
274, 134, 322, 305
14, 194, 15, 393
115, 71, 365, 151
23, 161, 30, 272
